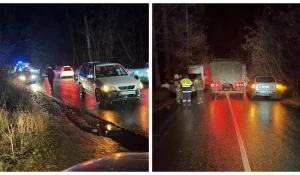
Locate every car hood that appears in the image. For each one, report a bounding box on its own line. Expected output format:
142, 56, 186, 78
97, 75, 139, 86
64, 152, 148, 172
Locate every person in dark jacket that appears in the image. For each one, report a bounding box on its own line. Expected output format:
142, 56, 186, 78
193, 74, 205, 104
39, 67, 44, 83
46, 67, 55, 90
172, 74, 181, 104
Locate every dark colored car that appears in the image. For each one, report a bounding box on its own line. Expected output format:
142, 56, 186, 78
17, 72, 37, 84
64, 152, 149, 172
74, 67, 81, 81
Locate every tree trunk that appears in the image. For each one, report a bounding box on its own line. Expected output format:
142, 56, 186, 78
153, 36, 161, 88
64, 6, 79, 67
109, 29, 113, 62
162, 5, 170, 74
84, 5, 92, 62
186, 5, 189, 60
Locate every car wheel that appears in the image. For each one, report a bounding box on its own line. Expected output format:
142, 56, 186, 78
95, 88, 104, 106
79, 84, 85, 98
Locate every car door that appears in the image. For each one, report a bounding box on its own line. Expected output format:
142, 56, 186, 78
79, 65, 88, 91
86, 66, 95, 94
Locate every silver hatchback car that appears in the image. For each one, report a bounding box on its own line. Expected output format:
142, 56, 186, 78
246, 76, 281, 100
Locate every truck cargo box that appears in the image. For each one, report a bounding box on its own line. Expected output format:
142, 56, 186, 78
209, 60, 246, 96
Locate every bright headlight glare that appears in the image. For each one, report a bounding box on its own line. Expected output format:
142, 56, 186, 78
138, 83, 143, 89
32, 84, 38, 92
106, 124, 112, 131
19, 76, 26, 81
101, 85, 115, 92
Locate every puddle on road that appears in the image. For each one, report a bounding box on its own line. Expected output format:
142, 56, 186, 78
38, 91, 148, 152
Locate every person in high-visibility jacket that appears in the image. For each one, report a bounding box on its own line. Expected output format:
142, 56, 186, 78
180, 74, 193, 106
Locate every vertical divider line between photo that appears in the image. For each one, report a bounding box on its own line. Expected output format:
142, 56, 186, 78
149, 2, 153, 173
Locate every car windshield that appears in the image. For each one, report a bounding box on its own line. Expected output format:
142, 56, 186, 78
95, 65, 128, 78
256, 77, 275, 83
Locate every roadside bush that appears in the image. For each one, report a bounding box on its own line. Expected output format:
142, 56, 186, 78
0, 75, 57, 171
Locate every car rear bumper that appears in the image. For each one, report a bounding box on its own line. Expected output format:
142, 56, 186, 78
253, 90, 277, 96
61, 72, 74, 77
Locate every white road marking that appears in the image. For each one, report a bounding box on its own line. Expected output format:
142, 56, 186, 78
226, 93, 251, 172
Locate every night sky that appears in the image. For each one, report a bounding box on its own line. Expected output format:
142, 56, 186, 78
205, 4, 265, 57
1, 4, 148, 67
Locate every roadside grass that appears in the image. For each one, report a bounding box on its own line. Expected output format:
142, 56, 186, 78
0, 76, 59, 171
153, 88, 176, 113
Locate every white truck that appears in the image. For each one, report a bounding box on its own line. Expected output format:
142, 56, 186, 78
188, 64, 210, 88
209, 59, 247, 98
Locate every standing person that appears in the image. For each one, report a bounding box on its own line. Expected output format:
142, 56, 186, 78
194, 74, 205, 104
173, 74, 181, 104
180, 75, 193, 106
39, 67, 44, 83
46, 66, 55, 91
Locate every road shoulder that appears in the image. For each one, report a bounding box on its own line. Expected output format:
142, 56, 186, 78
153, 88, 175, 114
280, 98, 300, 110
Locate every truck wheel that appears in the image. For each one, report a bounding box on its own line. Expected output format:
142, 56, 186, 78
79, 84, 85, 98
212, 93, 217, 100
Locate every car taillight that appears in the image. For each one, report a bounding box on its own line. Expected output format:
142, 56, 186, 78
236, 83, 243, 87
211, 83, 219, 87
71, 68, 73, 70
251, 84, 255, 89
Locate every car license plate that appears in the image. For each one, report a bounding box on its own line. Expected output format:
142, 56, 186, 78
122, 91, 135, 95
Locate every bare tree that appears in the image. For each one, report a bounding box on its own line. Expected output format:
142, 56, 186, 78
84, 5, 92, 62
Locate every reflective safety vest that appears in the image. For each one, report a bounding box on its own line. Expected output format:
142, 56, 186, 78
180, 78, 193, 93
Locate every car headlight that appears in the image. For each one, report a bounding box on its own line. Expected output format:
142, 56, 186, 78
31, 75, 36, 79
138, 82, 143, 90
101, 85, 116, 92
19, 75, 26, 81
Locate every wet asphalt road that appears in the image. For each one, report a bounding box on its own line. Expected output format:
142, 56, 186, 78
30, 77, 149, 138
153, 91, 300, 171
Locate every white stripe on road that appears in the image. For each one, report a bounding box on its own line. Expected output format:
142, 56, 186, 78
226, 93, 251, 172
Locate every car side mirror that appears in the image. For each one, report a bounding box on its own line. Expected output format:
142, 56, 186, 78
134, 75, 139, 80
87, 74, 94, 79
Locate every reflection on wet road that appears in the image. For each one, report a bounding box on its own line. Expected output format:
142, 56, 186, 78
31, 78, 148, 138
153, 91, 300, 171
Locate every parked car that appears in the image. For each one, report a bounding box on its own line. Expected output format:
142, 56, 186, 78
30, 66, 39, 74
54, 66, 74, 78
246, 76, 282, 100
64, 152, 148, 172
78, 62, 143, 106
17, 72, 37, 84
74, 67, 81, 81
125, 62, 149, 84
